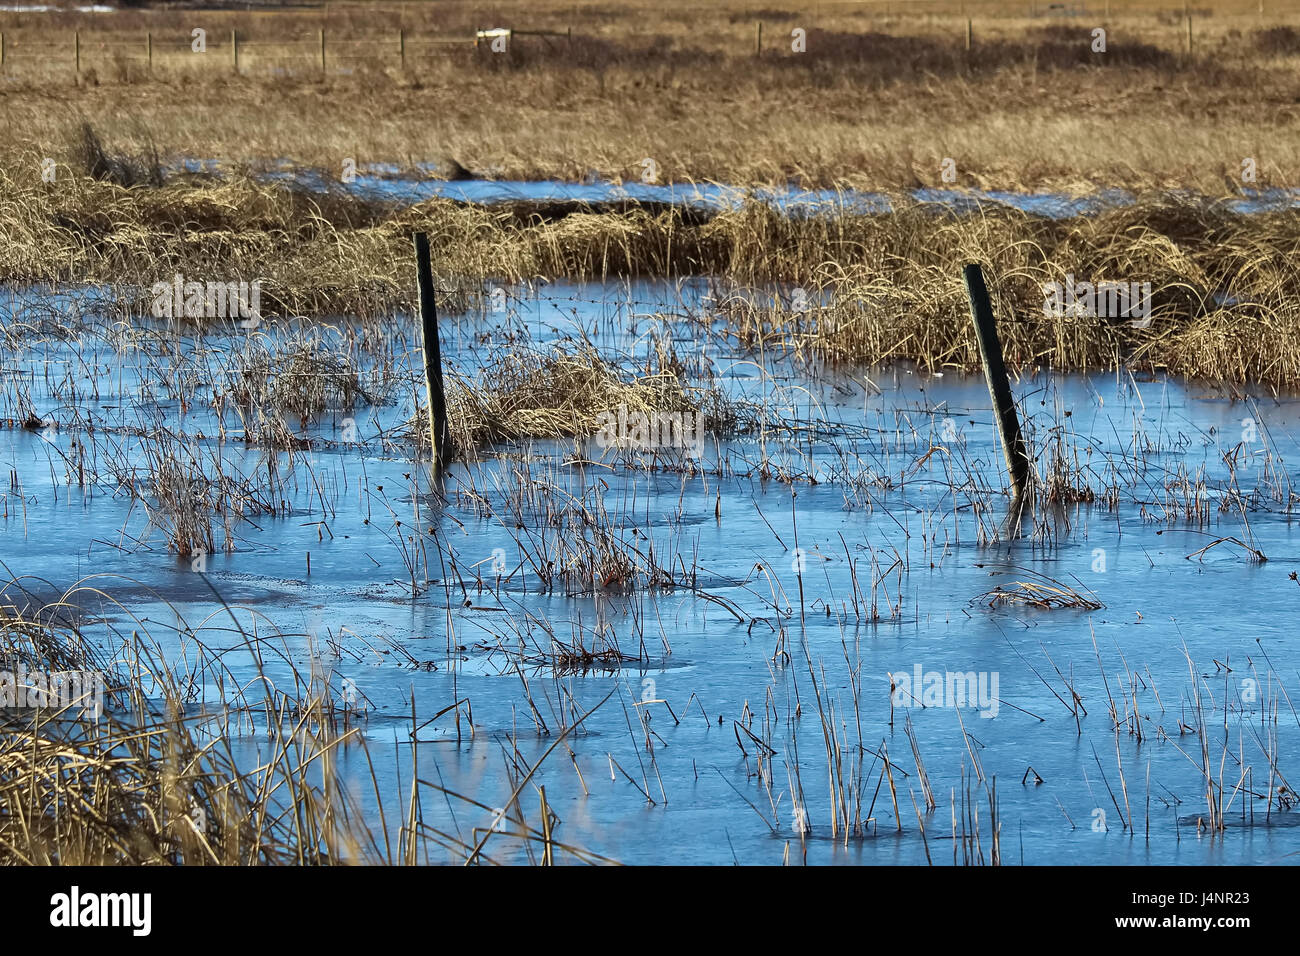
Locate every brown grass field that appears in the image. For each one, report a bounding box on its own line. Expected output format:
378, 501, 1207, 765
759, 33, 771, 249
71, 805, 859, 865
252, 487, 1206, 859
1, 0, 1299, 191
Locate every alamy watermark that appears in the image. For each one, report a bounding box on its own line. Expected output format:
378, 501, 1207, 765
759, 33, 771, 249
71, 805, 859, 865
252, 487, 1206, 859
0, 664, 105, 718
594, 404, 706, 457
1042, 274, 1152, 328
50, 886, 150, 936
150, 274, 261, 327
889, 664, 1000, 718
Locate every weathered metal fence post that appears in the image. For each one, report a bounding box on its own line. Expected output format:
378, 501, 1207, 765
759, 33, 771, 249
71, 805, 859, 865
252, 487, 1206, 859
963, 263, 1031, 500
413, 233, 451, 472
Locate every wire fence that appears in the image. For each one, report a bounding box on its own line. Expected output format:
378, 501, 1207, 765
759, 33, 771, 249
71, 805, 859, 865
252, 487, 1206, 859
0, 2, 1289, 80
0, 25, 583, 78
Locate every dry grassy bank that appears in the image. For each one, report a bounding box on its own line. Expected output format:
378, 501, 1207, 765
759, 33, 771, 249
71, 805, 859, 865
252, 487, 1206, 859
4, 139, 1300, 387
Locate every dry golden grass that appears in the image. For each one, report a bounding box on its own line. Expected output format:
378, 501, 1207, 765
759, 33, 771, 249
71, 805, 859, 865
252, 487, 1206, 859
979, 573, 1105, 610
3, 4, 1300, 394
0, 2, 1298, 192
8, 142, 1300, 387
416, 341, 755, 457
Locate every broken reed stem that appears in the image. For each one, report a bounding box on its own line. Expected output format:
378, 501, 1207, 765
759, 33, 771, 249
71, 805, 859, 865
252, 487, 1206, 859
539, 786, 553, 866
910, 789, 932, 865
883, 743, 902, 833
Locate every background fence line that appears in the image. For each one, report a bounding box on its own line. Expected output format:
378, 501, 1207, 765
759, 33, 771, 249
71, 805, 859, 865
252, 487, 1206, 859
0, 3, 1292, 79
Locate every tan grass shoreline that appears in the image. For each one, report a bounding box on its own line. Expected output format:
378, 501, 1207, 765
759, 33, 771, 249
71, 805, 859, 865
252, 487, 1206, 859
4, 150, 1300, 387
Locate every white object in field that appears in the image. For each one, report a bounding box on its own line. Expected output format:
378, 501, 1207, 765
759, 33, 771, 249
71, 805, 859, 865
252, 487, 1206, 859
476, 28, 511, 51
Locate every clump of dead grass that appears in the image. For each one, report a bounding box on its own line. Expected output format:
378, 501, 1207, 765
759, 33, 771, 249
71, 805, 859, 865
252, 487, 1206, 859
226, 331, 373, 422
411, 342, 751, 458
0, 586, 360, 864
978, 572, 1104, 611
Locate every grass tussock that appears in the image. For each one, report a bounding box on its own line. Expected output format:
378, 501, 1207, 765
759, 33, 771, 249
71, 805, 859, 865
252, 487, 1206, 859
228, 331, 375, 422
106, 428, 289, 556
414, 342, 750, 457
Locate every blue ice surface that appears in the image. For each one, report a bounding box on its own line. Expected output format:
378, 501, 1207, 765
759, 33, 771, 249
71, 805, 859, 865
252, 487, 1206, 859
167, 159, 1300, 218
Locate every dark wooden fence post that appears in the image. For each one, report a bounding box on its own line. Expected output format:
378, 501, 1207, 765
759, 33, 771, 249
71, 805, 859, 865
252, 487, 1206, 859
413, 233, 451, 472
963, 263, 1031, 500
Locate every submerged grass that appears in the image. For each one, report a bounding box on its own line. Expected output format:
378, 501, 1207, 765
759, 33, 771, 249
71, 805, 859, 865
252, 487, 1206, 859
978, 571, 1105, 611
0, 584, 362, 863
0, 575, 609, 864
